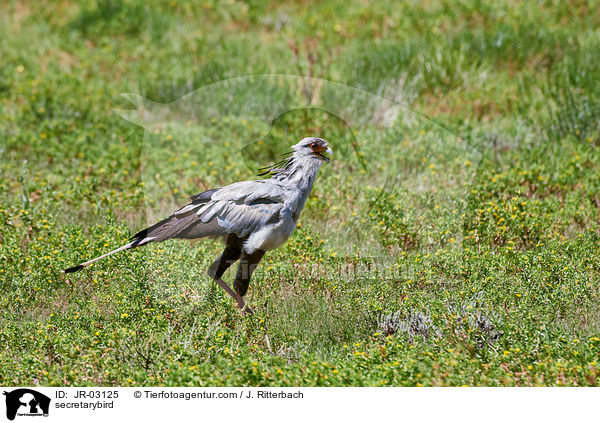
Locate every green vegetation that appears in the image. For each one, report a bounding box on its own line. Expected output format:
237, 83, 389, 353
1, 0, 599, 386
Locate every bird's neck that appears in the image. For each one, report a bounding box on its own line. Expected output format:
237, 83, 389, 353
272, 156, 323, 213
272, 156, 322, 190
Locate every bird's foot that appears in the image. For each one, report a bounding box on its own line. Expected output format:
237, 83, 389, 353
234, 295, 254, 315
240, 303, 254, 316
214, 278, 253, 316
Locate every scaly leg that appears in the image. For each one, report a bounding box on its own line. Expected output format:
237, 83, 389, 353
207, 235, 252, 314
231, 250, 265, 315
214, 277, 246, 310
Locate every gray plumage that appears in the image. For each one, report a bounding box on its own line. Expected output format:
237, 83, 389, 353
63, 137, 332, 314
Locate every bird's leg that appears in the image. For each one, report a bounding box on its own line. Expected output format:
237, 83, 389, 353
213, 277, 250, 315
207, 235, 247, 312
209, 273, 247, 312
213, 277, 245, 309
233, 250, 266, 315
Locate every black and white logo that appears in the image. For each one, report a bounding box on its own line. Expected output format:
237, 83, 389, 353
3, 389, 50, 421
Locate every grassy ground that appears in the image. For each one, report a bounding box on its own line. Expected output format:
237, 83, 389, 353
1, 0, 600, 386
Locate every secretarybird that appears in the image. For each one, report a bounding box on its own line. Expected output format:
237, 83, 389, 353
64, 137, 332, 314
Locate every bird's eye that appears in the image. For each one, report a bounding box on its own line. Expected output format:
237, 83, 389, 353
309, 142, 318, 150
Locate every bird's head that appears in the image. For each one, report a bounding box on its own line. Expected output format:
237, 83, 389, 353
292, 137, 333, 164
257, 137, 332, 177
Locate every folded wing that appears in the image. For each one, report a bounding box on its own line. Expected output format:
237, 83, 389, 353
131, 180, 285, 245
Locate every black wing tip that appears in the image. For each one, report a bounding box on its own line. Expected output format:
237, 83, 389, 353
63, 264, 84, 273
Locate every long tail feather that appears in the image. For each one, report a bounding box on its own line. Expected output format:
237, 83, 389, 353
63, 188, 222, 274
63, 241, 136, 273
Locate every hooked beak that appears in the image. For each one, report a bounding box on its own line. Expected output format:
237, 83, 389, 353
315, 146, 333, 163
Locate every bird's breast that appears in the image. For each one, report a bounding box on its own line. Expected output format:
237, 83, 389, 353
242, 180, 314, 254
243, 208, 298, 254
